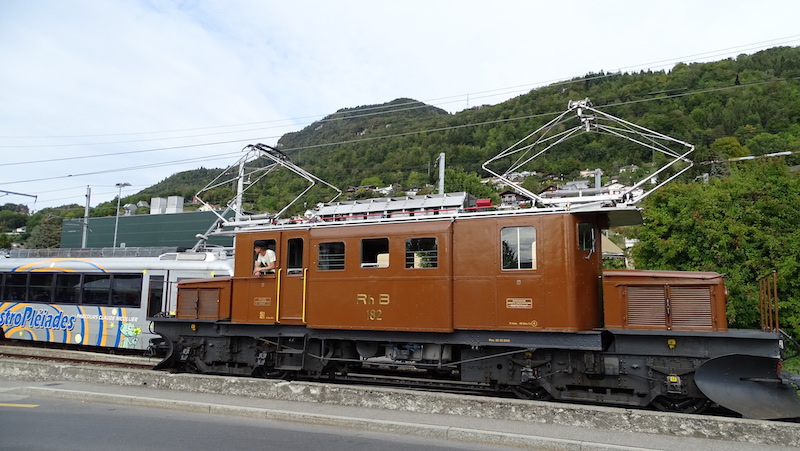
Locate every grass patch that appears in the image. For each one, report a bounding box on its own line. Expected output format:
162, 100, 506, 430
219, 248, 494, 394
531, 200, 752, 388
784, 356, 800, 374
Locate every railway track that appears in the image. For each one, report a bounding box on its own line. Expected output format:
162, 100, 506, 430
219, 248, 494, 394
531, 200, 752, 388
0, 341, 789, 421
0, 342, 158, 370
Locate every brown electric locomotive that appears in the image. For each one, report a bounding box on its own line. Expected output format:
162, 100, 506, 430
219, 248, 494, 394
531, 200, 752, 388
151, 101, 800, 419
152, 195, 799, 419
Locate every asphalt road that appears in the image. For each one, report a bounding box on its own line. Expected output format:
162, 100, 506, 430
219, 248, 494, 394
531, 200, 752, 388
1, 354, 798, 451
0, 394, 524, 451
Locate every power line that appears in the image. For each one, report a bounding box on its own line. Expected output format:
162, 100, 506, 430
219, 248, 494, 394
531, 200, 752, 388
3, 74, 797, 184
2, 34, 798, 145
0, 136, 281, 167
3, 152, 243, 185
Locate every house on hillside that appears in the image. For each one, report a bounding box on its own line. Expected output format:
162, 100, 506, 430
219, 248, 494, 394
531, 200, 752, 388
499, 190, 532, 207
579, 168, 603, 178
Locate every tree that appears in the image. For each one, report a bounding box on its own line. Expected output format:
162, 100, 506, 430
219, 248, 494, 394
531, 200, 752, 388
0, 233, 12, 249
0, 210, 28, 232
405, 171, 429, 189
633, 160, 800, 338
25, 215, 63, 249
360, 175, 383, 187
444, 168, 498, 202
709, 136, 749, 159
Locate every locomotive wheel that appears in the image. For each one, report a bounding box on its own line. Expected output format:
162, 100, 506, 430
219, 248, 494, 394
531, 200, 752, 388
251, 365, 272, 378
512, 385, 553, 401
184, 361, 201, 374
252, 365, 293, 380
651, 395, 710, 414
426, 368, 456, 379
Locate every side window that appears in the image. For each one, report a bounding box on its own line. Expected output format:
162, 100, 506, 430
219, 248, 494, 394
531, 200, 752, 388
111, 274, 143, 306
287, 238, 304, 275
55, 274, 81, 304
82, 274, 112, 304
405, 237, 438, 268
318, 241, 345, 271
4, 273, 28, 301
29, 273, 54, 302
578, 223, 595, 252
501, 226, 537, 270
253, 239, 277, 273
361, 238, 389, 268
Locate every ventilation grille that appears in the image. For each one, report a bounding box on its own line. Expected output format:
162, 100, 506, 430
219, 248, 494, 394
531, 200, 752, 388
197, 288, 220, 319
625, 285, 714, 330
177, 288, 198, 318
670, 286, 713, 328
626, 286, 667, 327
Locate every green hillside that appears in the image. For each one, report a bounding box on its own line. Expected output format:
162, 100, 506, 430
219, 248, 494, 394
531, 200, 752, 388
273, 46, 800, 191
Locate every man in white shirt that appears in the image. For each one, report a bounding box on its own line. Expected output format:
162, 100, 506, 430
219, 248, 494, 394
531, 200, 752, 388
253, 240, 277, 275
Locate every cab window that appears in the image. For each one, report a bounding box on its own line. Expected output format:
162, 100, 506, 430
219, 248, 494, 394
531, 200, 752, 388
286, 238, 304, 275
501, 226, 536, 270
578, 223, 595, 252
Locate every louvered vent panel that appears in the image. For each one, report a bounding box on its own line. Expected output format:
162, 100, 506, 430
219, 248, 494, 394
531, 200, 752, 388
670, 286, 713, 329
197, 288, 220, 319
177, 288, 198, 318
626, 286, 666, 327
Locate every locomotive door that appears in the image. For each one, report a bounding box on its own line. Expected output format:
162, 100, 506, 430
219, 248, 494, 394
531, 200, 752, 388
277, 230, 310, 324
573, 217, 603, 327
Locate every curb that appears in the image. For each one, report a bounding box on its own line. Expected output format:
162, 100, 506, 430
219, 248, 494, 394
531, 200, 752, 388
13, 386, 655, 451
1, 358, 798, 448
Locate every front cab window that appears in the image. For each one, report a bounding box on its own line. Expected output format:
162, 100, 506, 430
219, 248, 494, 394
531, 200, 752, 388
578, 222, 595, 252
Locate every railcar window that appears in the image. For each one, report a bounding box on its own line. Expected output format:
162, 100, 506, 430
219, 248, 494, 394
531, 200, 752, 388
501, 226, 537, 270
578, 222, 595, 252
318, 241, 345, 270
361, 238, 389, 268
287, 238, 304, 275
29, 273, 54, 302
80, 274, 143, 306
112, 274, 142, 306
405, 237, 438, 268
0, 272, 143, 306
54, 273, 81, 304
3, 273, 28, 301
147, 275, 165, 317
82, 274, 112, 304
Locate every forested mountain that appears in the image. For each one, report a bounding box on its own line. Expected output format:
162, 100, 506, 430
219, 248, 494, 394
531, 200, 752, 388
272, 45, 800, 192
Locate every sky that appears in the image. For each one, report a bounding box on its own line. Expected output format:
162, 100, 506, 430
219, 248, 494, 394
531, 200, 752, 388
1, 0, 799, 213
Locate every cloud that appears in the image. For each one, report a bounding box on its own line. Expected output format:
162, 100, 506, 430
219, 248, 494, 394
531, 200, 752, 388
1, 0, 799, 211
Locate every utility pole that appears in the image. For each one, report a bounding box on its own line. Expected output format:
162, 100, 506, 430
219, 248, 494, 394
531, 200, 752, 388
113, 182, 131, 248
81, 186, 91, 248
437, 152, 445, 194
